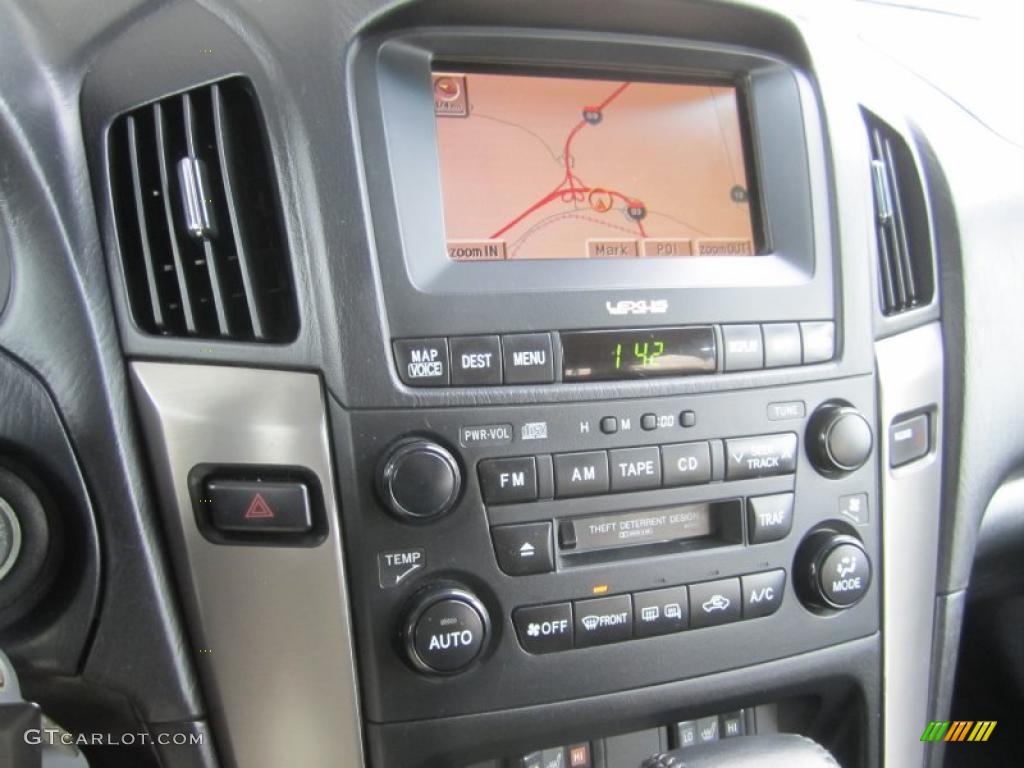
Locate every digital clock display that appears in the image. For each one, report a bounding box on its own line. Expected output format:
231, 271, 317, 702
561, 327, 717, 382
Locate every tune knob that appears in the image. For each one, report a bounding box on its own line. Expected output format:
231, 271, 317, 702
403, 587, 490, 675
806, 402, 873, 475
795, 531, 872, 610
377, 438, 462, 522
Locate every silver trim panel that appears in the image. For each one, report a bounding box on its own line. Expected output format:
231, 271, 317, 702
876, 323, 943, 767
131, 362, 364, 768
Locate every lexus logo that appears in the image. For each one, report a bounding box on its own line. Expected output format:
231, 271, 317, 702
605, 299, 669, 316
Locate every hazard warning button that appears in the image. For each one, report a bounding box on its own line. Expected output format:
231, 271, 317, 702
204, 479, 313, 534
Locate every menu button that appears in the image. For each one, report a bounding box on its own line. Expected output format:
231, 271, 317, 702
502, 333, 555, 384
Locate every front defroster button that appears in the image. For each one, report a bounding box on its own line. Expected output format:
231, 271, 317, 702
574, 594, 632, 647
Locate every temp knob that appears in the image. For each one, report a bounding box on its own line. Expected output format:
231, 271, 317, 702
806, 402, 873, 475
377, 438, 462, 522
403, 587, 490, 675
795, 531, 872, 610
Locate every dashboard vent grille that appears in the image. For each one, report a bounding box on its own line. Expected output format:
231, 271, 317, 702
109, 77, 298, 341
864, 112, 934, 316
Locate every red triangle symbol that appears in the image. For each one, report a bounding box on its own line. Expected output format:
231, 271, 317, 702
244, 493, 275, 520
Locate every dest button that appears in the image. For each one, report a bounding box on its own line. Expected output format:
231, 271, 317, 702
450, 335, 502, 386
513, 602, 573, 654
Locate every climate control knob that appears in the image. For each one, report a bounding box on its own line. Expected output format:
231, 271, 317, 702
806, 402, 873, 475
795, 531, 872, 610
403, 587, 490, 675
377, 438, 462, 522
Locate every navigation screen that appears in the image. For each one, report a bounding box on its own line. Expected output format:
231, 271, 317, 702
433, 71, 758, 261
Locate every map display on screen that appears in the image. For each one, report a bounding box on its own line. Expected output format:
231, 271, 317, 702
433, 72, 757, 261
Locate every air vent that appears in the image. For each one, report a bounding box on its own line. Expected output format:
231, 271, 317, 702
864, 111, 934, 316
109, 77, 298, 341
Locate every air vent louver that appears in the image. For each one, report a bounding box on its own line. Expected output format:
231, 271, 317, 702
864, 111, 934, 316
109, 77, 298, 341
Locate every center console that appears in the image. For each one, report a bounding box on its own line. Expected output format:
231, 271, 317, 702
336, 18, 882, 766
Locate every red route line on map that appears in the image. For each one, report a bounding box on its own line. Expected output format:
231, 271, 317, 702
489, 82, 647, 240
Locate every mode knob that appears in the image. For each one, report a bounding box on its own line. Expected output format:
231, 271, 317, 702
806, 402, 873, 475
403, 587, 490, 675
795, 531, 872, 610
377, 438, 462, 522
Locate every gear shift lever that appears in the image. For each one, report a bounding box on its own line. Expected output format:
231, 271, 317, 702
640, 733, 840, 768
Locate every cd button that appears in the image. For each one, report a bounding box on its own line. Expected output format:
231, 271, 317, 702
661, 442, 712, 487
574, 594, 633, 647
502, 333, 555, 384
609, 447, 661, 492
554, 451, 610, 498
450, 335, 502, 386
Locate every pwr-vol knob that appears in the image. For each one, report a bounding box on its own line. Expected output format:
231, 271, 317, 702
377, 438, 462, 522
403, 588, 490, 675
806, 402, 873, 475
